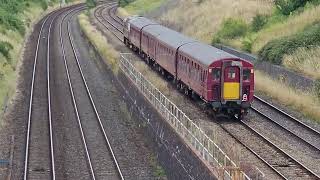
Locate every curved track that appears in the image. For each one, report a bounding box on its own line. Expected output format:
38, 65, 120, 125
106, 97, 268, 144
24, 3, 125, 180
60, 6, 125, 180
24, 7, 71, 180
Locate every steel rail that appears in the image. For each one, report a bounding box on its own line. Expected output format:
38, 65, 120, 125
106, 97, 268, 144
254, 95, 320, 137
240, 120, 320, 179
94, 6, 123, 42
67, 11, 125, 180
24, 10, 59, 180
250, 106, 320, 152
95, 5, 124, 33
108, 5, 124, 26
100, 5, 124, 33
218, 123, 288, 180
59, 6, 97, 180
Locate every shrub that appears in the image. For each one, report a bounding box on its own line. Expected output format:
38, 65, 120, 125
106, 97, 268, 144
241, 37, 253, 52
258, 23, 320, 64
0, 41, 13, 63
119, 0, 135, 7
251, 14, 268, 32
86, 0, 96, 8
215, 18, 248, 39
275, 0, 308, 15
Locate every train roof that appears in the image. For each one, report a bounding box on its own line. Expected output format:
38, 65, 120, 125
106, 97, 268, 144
142, 25, 195, 49
179, 42, 239, 66
128, 16, 158, 29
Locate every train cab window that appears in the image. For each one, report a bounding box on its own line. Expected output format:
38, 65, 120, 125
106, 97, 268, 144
212, 68, 221, 80
243, 69, 251, 81
227, 67, 236, 79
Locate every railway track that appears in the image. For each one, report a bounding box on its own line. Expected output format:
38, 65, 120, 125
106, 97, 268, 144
220, 121, 319, 180
23, 4, 126, 180
59, 6, 124, 180
94, 3, 320, 179
23, 8, 65, 180
94, 4, 124, 42
252, 95, 320, 151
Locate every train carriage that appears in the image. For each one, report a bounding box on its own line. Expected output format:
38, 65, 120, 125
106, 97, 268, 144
141, 25, 194, 76
124, 16, 255, 118
178, 42, 254, 116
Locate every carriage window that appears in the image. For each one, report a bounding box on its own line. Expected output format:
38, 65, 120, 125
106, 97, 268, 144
212, 68, 221, 80
243, 69, 251, 81
228, 67, 236, 79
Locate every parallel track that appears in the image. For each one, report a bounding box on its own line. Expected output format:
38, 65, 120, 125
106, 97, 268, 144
24, 8, 64, 180
61, 6, 125, 180
252, 95, 320, 151
94, 4, 124, 42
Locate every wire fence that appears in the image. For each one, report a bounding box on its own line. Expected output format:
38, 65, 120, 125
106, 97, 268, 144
119, 53, 253, 180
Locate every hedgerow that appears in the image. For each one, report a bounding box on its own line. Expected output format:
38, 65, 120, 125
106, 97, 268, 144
212, 18, 248, 43
258, 23, 320, 64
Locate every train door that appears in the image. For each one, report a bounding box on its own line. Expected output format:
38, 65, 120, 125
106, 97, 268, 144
223, 66, 240, 100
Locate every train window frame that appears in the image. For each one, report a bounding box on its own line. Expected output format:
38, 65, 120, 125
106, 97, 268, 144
227, 67, 236, 79
243, 69, 251, 81
212, 68, 221, 81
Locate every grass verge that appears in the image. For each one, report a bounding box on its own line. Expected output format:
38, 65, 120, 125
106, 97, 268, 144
78, 13, 119, 74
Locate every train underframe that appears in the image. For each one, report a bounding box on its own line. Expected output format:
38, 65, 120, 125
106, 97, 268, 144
124, 38, 250, 120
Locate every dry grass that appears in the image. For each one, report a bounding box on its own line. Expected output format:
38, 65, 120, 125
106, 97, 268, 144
252, 5, 320, 53
78, 13, 119, 74
283, 46, 320, 79
160, 0, 273, 43
117, 7, 130, 18
255, 70, 320, 122
134, 61, 169, 95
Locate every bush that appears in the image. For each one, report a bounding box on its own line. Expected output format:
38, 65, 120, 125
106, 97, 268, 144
251, 14, 268, 32
0, 41, 13, 63
213, 18, 248, 42
86, 0, 96, 8
275, 0, 308, 15
242, 37, 253, 52
258, 23, 320, 64
119, 0, 135, 7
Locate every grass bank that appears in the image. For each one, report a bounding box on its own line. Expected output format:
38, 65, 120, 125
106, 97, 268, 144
0, 0, 82, 125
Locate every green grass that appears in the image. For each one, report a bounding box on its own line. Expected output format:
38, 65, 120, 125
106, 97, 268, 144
123, 0, 168, 15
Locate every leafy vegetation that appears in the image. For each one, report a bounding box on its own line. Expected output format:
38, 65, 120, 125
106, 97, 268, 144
275, 0, 320, 15
118, 0, 135, 7
258, 23, 320, 64
0, 0, 80, 124
86, 0, 96, 8
0, 41, 13, 63
213, 18, 248, 43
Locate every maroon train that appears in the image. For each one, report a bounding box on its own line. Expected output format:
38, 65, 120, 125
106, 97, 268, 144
123, 16, 254, 118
